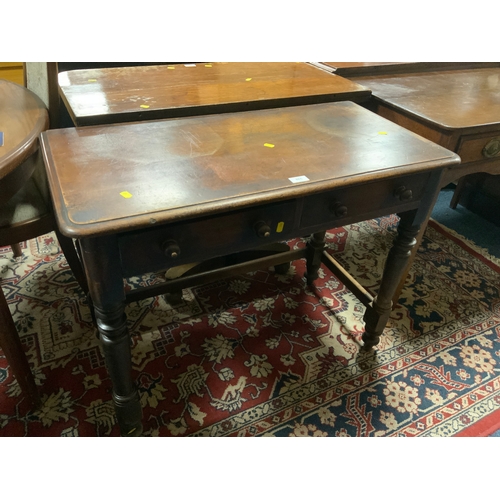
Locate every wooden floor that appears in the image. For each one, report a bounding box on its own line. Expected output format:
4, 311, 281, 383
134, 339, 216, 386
0, 63, 24, 85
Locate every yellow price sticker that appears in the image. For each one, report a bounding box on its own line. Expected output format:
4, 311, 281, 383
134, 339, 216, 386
378, 131, 388, 135
88, 79, 97, 82
140, 104, 150, 109
246, 78, 252, 81
276, 222, 285, 233
167, 66, 175, 69
120, 191, 133, 198
264, 143, 275, 148
205, 64, 213, 67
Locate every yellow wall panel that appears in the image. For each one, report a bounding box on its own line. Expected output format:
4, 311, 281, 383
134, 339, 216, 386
0, 62, 24, 85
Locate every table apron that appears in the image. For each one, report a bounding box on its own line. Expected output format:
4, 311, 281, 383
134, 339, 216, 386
117, 171, 433, 277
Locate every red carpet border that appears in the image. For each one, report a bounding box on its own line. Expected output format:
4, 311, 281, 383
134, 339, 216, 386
1, 216, 500, 436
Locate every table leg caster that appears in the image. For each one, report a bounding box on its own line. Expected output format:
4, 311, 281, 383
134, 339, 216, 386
163, 291, 184, 306
120, 423, 144, 437
274, 262, 291, 275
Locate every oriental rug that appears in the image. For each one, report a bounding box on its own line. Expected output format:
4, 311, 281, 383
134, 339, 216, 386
1, 216, 500, 437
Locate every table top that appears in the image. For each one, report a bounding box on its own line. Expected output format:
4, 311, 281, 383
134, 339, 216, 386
41, 101, 460, 238
353, 67, 500, 132
315, 62, 499, 76
317, 62, 418, 75
0, 79, 49, 180
57, 62, 371, 126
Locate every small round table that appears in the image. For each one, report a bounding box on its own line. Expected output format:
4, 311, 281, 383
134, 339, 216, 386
1, 79, 49, 201
0, 79, 49, 408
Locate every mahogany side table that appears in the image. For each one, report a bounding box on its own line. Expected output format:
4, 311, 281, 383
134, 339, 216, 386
40, 101, 460, 435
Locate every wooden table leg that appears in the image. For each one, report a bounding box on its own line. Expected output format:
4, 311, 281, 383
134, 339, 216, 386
391, 170, 446, 307
363, 209, 420, 349
80, 235, 143, 436
449, 177, 466, 209
305, 231, 326, 285
364, 169, 446, 347
0, 283, 40, 408
390, 212, 432, 307
11, 243, 23, 258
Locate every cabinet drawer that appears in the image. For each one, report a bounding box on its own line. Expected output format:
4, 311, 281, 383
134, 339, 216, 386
300, 172, 430, 229
118, 199, 298, 277
457, 131, 500, 163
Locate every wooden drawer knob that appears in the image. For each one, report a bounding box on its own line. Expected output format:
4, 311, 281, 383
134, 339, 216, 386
330, 201, 348, 217
162, 240, 181, 259
394, 186, 413, 201
254, 221, 271, 238
483, 138, 500, 159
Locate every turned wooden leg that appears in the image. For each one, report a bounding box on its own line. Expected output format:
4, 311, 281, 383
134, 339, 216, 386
0, 283, 40, 408
363, 210, 420, 349
391, 212, 433, 308
449, 177, 466, 210
392, 170, 445, 307
305, 231, 326, 285
80, 235, 142, 436
11, 243, 23, 258
94, 303, 143, 436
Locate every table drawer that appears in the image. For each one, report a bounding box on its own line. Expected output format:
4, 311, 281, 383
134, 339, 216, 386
118, 199, 298, 277
457, 131, 500, 163
300, 172, 430, 229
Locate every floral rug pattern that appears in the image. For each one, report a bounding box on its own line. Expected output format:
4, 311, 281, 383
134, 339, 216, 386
1, 216, 500, 436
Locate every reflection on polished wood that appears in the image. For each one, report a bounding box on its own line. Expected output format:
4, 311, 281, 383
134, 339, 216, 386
41, 101, 460, 435
58, 62, 371, 126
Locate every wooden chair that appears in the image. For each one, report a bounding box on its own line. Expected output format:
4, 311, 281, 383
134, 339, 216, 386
0, 151, 88, 287
0, 79, 88, 408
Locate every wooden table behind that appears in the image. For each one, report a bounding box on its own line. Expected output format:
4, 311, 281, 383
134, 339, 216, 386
351, 66, 500, 184
349, 65, 500, 300
314, 62, 499, 77
58, 62, 371, 126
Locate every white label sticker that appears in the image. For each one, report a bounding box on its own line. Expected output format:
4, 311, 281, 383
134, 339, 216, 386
184, 64, 196, 67
289, 175, 309, 183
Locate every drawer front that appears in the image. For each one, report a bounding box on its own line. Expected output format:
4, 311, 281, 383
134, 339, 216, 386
119, 200, 298, 277
300, 172, 431, 230
457, 132, 500, 163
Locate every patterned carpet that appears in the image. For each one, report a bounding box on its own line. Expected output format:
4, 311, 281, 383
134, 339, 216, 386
1, 216, 500, 437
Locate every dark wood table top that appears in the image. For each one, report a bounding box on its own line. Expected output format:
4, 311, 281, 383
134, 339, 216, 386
315, 62, 500, 77
41, 101, 460, 238
57, 62, 371, 126
0, 80, 48, 180
316, 62, 417, 75
353, 67, 500, 132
